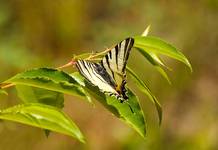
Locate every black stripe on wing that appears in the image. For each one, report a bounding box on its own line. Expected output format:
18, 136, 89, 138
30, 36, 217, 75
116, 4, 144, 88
115, 45, 119, 68
76, 60, 129, 103
104, 54, 115, 79
76, 60, 92, 82
92, 62, 116, 87
101, 37, 134, 75
122, 37, 134, 72
76, 60, 116, 88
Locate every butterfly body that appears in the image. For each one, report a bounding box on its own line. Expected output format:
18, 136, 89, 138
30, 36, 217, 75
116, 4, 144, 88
76, 38, 134, 102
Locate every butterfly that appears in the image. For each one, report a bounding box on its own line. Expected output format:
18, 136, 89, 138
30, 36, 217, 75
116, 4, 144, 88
75, 37, 134, 102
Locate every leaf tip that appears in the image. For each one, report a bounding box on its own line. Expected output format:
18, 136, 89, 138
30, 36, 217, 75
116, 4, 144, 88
142, 25, 151, 37
78, 135, 86, 143
187, 61, 193, 73
44, 129, 50, 138
182, 57, 193, 73
0, 89, 8, 96
72, 128, 86, 143
158, 114, 162, 126
165, 76, 172, 85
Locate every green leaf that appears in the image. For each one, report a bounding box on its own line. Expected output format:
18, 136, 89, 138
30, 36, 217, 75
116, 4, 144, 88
16, 85, 64, 108
71, 72, 146, 138
3, 68, 92, 103
16, 85, 65, 137
141, 25, 151, 36
136, 48, 171, 84
141, 26, 172, 70
134, 36, 192, 72
0, 103, 85, 142
126, 67, 162, 125
0, 89, 8, 96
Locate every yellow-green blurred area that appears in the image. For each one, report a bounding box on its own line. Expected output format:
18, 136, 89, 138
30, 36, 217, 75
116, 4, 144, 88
0, 0, 218, 149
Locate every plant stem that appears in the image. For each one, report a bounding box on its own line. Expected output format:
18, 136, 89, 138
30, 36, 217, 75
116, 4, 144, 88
56, 59, 77, 69
57, 47, 111, 69
0, 83, 15, 89
84, 48, 110, 60
0, 46, 112, 89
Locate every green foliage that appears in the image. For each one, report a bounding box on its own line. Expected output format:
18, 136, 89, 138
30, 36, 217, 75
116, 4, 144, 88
135, 48, 171, 84
71, 72, 146, 137
134, 36, 192, 72
16, 85, 64, 108
0, 103, 85, 143
0, 30, 191, 143
16, 85, 65, 136
127, 67, 162, 125
4, 68, 92, 103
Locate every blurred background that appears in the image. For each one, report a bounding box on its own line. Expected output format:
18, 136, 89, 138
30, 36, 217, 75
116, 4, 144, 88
0, 0, 218, 149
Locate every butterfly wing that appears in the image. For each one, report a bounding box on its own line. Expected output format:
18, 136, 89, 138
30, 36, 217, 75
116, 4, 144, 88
75, 38, 134, 101
101, 37, 134, 94
76, 60, 118, 95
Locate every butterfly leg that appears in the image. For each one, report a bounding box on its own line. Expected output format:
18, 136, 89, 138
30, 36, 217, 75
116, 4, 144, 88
119, 97, 134, 113
106, 92, 134, 113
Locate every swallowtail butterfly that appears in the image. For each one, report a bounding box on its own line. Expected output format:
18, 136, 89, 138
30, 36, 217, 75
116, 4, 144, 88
76, 38, 134, 103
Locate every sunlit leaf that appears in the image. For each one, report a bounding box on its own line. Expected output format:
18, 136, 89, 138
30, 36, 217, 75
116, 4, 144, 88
136, 48, 171, 84
127, 67, 162, 125
16, 85, 65, 137
0, 89, 8, 96
16, 85, 64, 108
71, 72, 146, 138
0, 103, 85, 142
141, 25, 151, 37
3, 68, 92, 103
141, 26, 171, 69
134, 36, 192, 72
149, 52, 171, 70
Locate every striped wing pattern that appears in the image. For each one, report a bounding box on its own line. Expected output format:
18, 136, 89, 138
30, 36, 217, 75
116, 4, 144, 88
102, 38, 134, 77
76, 60, 117, 94
101, 38, 134, 93
76, 38, 134, 101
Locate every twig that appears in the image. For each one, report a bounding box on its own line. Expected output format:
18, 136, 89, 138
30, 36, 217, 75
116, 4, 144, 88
56, 59, 77, 69
0, 83, 15, 89
57, 47, 112, 69
84, 48, 111, 60
1, 46, 113, 89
